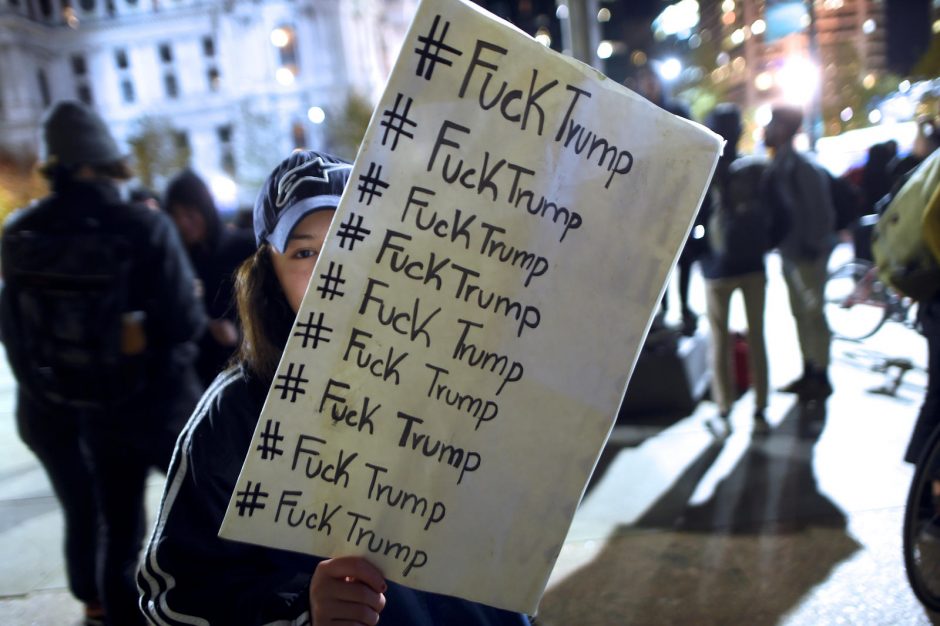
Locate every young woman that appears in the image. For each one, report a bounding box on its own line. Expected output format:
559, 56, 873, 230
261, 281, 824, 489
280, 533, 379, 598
138, 150, 532, 626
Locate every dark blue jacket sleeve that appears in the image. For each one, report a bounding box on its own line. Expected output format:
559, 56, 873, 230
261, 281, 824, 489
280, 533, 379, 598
137, 370, 313, 625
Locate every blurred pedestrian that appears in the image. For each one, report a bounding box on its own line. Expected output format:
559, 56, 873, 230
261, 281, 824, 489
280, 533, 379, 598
631, 65, 703, 335
164, 169, 255, 386
890, 117, 940, 192
861, 140, 897, 215
700, 104, 787, 436
0, 100, 206, 626
763, 105, 836, 401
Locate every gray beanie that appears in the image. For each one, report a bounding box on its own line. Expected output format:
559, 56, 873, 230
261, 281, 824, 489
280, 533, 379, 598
41, 100, 124, 167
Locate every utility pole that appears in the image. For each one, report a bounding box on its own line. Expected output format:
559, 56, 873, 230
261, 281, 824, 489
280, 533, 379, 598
558, 0, 604, 72
806, 0, 823, 148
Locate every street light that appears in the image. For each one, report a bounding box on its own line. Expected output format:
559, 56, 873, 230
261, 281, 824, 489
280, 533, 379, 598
777, 56, 819, 106
307, 106, 325, 124
657, 58, 682, 82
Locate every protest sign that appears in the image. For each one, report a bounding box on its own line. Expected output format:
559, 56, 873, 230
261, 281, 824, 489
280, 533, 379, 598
219, 0, 721, 613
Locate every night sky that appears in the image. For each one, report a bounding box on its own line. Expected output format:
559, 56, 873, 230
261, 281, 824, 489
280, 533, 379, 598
474, 0, 936, 76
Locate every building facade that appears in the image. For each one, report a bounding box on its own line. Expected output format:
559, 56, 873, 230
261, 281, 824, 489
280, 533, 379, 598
0, 0, 417, 206
697, 0, 887, 138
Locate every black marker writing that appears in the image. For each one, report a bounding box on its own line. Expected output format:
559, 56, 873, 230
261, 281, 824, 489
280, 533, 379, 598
376, 231, 450, 292
291, 435, 357, 488
274, 491, 341, 534
343, 327, 408, 385
424, 362, 499, 431
396, 411, 481, 484
318, 379, 381, 435
453, 318, 524, 396
458, 39, 558, 136
359, 275, 441, 347
365, 462, 447, 531
345, 511, 428, 576
451, 263, 541, 337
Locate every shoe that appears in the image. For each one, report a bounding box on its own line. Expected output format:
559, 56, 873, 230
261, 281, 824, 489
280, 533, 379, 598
681, 309, 697, 337
752, 412, 771, 435
705, 414, 732, 439
84, 602, 105, 626
779, 375, 808, 394
799, 375, 833, 401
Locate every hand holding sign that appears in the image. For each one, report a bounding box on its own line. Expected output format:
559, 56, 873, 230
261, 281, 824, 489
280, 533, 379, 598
220, 0, 721, 614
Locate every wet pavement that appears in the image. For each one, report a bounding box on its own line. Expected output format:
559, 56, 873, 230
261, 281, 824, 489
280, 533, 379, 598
2, 250, 939, 625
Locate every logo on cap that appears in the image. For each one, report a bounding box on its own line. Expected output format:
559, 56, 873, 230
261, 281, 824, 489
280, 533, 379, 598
275, 157, 353, 209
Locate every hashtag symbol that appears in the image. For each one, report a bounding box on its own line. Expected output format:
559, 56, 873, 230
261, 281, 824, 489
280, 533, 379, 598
380, 93, 417, 151
274, 362, 309, 403
316, 261, 346, 300
256, 419, 285, 460
357, 162, 390, 206
336, 212, 372, 251
414, 14, 463, 80
294, 311, 333, 349
235, 481, 269, 517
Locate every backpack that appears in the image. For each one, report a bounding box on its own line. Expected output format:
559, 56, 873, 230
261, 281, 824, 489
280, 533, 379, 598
4, 217, 150, 410
708, 157, 775, 265
871, 149, 940, 302
828, 171, 864, 231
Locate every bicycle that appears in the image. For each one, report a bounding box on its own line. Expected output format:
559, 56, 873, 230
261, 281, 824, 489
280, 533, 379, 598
824, 258, 918, 341
904, 423, 940, 611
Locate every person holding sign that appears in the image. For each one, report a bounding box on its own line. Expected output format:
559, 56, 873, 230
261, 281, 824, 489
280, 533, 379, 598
138, 150, 531, 626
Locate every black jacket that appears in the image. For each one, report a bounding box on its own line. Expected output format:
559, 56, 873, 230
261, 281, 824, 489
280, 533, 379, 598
0, 179, 205, 424
188, 226, 255, 385
138, 366, 532, 626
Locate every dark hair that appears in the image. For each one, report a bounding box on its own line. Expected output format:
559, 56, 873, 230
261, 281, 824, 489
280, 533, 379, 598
40, 159, 133, 191
163, 169, 222, 249
770, 105, 803, 139
232, 244, 295, 382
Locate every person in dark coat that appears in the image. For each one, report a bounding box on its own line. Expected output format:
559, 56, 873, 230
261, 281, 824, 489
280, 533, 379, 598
164, 169, 255, 386
699, 104, 787, 437
0, 101, 205, 626
138, 150, 532, 626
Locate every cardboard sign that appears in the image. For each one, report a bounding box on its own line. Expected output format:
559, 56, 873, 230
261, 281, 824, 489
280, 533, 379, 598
220, 0, 721, 613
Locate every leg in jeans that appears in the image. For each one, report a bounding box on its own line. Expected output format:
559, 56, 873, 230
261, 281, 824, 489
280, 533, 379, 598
705, 277, 735, 415
15, 391, 99, 605
740, 272, 769, 413
782, 256, 832, 371
85, 427, 149, 626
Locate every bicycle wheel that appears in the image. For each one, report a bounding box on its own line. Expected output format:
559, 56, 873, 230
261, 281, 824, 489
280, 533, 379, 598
824, 259, 889, 341
904, 426, 940, 612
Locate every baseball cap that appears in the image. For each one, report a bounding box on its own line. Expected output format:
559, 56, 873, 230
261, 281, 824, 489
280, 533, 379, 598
254, 150, 353, 253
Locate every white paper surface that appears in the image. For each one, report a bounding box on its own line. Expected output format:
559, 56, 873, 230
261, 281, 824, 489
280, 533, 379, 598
219, 0, 721, 614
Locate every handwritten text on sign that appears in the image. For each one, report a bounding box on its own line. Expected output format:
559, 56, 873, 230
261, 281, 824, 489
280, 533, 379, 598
220, 0, 721, 614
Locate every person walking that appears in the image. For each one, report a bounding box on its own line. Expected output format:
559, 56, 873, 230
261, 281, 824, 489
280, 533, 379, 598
0, 101, 206, 626
700, 104, 787, 436
163, 169, 255, 386
763, 105, 836, 401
